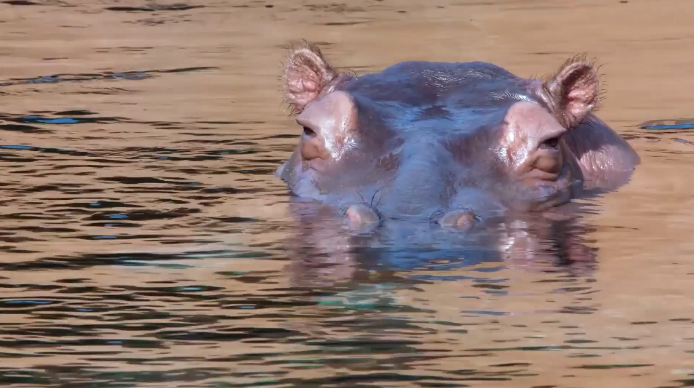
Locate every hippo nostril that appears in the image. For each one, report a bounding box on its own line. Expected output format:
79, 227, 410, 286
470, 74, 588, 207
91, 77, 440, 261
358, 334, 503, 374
438, 209, 478, 230
344, 204, 381, 228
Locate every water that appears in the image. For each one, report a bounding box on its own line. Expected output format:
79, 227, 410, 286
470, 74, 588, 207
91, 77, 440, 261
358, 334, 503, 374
1, 0, 694, 387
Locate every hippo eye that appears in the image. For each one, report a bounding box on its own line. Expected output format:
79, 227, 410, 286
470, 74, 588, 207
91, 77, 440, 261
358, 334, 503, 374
302, 126, 317, 138
540, 136, 560, 149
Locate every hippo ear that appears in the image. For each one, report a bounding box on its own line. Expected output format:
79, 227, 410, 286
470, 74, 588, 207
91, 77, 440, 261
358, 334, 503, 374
283, 40, 339, 114
544, 56, 600, 127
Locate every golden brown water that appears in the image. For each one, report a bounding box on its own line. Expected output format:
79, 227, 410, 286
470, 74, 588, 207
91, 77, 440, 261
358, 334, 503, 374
1, 0, 694, 387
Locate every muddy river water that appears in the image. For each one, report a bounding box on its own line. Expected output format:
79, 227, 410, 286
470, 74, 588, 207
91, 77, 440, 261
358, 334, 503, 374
1, 0, 694, 387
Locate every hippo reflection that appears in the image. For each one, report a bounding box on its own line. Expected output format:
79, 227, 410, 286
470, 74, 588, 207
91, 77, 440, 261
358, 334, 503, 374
283, 200, 599, 289
276, 41, 639, 230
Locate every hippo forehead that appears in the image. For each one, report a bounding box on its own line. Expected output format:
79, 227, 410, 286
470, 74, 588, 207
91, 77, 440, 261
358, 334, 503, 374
329, 61, 546, 141
340, 61, 539, 113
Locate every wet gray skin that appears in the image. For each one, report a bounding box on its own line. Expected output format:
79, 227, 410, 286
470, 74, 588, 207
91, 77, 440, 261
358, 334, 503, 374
276, 41, 640, 230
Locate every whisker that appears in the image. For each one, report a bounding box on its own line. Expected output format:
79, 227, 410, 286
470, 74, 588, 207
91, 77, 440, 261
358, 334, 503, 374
370, 188, 381, 207
356, 190, 365, 203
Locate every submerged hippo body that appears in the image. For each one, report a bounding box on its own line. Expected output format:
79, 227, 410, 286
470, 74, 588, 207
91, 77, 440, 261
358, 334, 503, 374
276, 41, 639, 229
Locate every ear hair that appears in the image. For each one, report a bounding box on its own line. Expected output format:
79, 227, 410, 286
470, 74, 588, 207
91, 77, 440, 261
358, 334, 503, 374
281, 40, 339, 115
542, 54, 604, 127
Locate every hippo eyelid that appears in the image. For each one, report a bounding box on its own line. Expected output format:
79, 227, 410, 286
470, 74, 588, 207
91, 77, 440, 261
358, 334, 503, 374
296, 116, 318, 133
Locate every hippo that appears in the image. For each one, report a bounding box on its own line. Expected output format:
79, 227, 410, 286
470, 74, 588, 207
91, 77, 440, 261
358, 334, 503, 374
275, 41, 640, 230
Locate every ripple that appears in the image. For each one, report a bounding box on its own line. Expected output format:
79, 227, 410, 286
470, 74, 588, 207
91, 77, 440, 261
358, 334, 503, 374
105, 4, 205, 12
1, 66, 217, 88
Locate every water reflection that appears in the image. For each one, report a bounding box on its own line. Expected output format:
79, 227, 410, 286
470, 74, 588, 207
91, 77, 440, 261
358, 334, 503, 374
284, 199, 599, 292
0, 193, 627, 388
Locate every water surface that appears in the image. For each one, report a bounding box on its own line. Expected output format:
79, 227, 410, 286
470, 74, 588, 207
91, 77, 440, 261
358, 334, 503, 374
2, 0, 694, 387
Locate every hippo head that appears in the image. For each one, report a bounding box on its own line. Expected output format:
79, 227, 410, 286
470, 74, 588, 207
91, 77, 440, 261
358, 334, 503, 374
276, 41, 638, 230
